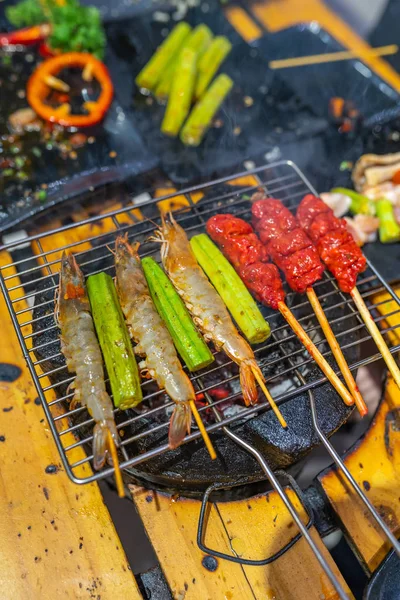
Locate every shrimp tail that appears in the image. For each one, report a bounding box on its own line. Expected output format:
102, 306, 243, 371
240, 360, 261, 406
168, 402, 191, 449
93, 421, 119, 470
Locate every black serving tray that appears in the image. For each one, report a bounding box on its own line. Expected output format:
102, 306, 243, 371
1, 3, 400, 234
0, 2, 329, 232
110, 6, 328, 185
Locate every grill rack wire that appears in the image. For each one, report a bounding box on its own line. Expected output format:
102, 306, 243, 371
1, 161, 400, 595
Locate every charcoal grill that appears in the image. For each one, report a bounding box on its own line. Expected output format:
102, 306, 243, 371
1, 161, 400, 598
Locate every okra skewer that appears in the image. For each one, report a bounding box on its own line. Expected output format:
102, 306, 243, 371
142, 257, 214, 371
155, 24, 212, 102
190, 234, 271, 344
181, 74, 233, 146
135, 22, 191, 91
87, 272, 143, 409
161, 47, 197, 137
195, 36, 232, 100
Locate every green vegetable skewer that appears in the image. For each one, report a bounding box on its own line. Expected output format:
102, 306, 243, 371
181, 74, 233, 146
331, 187, 376, 216
87, 272, 143, 409
376, 198, 400, 243
155, 24, 212, 102
161, 47, 197, 137
135, 22, 191, 91
142, 257, 214, 371
190, 234, 271, 344
195, 36, 232, 100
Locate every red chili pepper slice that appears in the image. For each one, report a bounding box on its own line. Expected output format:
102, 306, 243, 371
38, 41, 57, 58
0, 24, 50, 47
27, 52, 113, 128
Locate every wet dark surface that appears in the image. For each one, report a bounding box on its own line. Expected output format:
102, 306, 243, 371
364, 550, 400, 600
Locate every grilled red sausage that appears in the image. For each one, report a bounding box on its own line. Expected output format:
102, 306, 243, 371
252, 197, 324, 293
206, 214, 285, 310
297, 194, 366, 293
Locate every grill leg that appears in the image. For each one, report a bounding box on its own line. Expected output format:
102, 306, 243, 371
222, 426, 350, 600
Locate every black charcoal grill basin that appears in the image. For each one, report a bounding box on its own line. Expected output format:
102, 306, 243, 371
31, 216, 359, 498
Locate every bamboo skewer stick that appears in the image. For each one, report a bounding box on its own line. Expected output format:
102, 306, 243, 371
251, 366, 287, 428
278, 301, 354, 406
306, 287, 367, 416
351, 286, 400, 389
189, 400, 217, 460
269, 44, 398, 70
107, 430, 125, 498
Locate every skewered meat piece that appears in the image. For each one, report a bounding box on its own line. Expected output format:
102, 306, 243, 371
206, 213, 269, 268
252, 197, 324, 293
207, 213, 357, 408
297, 194, 366, 293
206, 214, 285, 310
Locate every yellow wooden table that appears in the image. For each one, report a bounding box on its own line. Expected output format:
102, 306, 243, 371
1, 2, 400, 599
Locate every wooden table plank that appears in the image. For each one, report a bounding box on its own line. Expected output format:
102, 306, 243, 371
132, 485, 352, 599
319, 289, 400, 572
131, 486, 254, 600
0, 251, 142, 599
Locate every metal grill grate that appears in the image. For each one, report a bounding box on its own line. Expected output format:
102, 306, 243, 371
1, 160, 400, 487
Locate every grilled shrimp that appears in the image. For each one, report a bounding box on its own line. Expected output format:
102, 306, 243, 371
152, 214, 263, 406
114, 235, 195, 449
57, 252, 119, 470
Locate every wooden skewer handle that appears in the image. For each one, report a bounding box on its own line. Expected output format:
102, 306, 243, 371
189, 400, 217, 460
351, 287, 400, 389
269, 44, 398, 69
251, 366, 287, 429
278, 302, 354, 406
306, 288, 367, 416
107, 430, 125, 499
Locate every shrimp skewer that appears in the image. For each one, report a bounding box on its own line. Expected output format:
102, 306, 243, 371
152, 214, 266, 409
57, 252, 124, 496
114, 235, 207, 451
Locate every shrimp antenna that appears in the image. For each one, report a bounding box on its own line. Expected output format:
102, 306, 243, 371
144, 215, 161, 229
107, 430, 125, 498
168, 211, 178, 226
106, 244, 116, 256
54, 286, 60, 326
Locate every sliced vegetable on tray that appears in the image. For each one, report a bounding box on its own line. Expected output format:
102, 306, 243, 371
375, 198, 400, 243
180, 74, 233, 146
135, 21, 192, 91
155, 24, 212, 102
190, 233, 270, 344
142, 257, 214, 371
161, 47, 197, 137
331, 187, 376, 216
195, 36, 232, 100
27, 52, 113, 127
87, 272, 143, 410
136, 21, 233, 145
